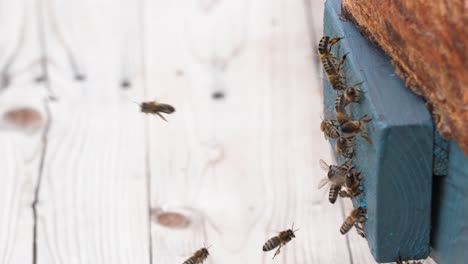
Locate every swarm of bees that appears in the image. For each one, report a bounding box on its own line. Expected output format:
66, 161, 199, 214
318, 35, 372, 238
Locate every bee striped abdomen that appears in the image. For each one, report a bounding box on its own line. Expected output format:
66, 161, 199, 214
340, 217, 354, 235
263, 236, 281, 251
329, 184, 341, 204
182, 258, 197, 264
318, 36, 330, 54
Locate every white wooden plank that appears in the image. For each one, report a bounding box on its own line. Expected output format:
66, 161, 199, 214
33, 0, 151, 263
144, 0, 376, 263
0, 0, 49, 262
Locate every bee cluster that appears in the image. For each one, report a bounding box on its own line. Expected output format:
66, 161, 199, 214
318, 36, 372, 238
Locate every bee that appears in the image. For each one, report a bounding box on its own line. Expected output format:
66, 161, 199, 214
336, 111, 372, 144
183, 246, 210, 264
318, 36, 343, 56
320, 119, 340, 140
334, 83, 364, 113
340, 207, 366, 237
343, 83, 363, 104
262, 224, 299, 259
335, 135, 354, 159
322, 55, 348, 91
318, 36, 348, 91
339, 169, 362, 198
137, 101, 175, 121
318, 159, 353, 203
396, 255, 423, 264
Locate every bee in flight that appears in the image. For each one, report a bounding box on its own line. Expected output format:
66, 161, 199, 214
182, 246, 211, 264
318, 159, 353, 203
336, 111, 372, 144
263, 224, 299, 259
340, 207, 366, 237
136, 100, 175, 121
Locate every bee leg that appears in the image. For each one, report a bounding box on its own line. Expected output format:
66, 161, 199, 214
361, 134, 373, 144
337, 53, 349, 72
272, 245, 282, 259
354, 223, 365, 237
155, 112, 168, 122
339, 190, 351, 198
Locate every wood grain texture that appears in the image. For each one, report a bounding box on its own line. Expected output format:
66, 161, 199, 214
144, 0, 375, 263
324, 0, 433, 262
341, 0, 468, 154
431, 141, 468, 264
0, 0, 48, 262
33, 0, 151, 263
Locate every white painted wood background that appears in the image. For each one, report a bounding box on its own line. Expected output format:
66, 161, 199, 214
0, 0, 436, 263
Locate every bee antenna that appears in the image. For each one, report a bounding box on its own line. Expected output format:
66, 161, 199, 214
293, 229, 300, 233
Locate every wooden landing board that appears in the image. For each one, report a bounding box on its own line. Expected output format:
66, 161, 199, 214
431, 141, 468, 264
323, 0, 433, 262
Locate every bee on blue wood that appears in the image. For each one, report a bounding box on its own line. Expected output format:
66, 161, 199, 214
336, 111, 372, 144
335, 135, 355, 159
318, 159, 353, 203
396, 255, 423, 264
344, 83, 363, 104
136, 100, 175, 122
341, 207, 366, 237
340, 168, 363, 198
183, 246, 210, 264
320, 119, 340, 140
262, 224, 299, 259
318, 36, 348, 91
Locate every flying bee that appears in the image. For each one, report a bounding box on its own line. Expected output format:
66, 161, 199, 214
336, 111, 372, 144
183, 246, 211, 264
136, 100, 175, 122
335, 135, 354, 159
340, 207, 366, 237
318, 181, 342, 204
320, 119, 340, 140
319, 159, 353, 182
318, 159, 353, 203
262, 224, 299, 259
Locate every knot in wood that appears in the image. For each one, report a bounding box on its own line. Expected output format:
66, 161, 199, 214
152, 209, 191, 229
3, 107, 43, 131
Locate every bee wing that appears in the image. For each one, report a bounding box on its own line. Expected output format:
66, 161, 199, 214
317, 177, 330, 189
319, 159, 329, 171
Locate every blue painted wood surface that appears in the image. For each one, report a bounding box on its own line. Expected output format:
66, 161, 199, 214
323, 0, 433, 262
431, 141, 468, 264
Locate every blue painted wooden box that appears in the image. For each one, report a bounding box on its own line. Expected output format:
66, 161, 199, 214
322, 0, 434, 262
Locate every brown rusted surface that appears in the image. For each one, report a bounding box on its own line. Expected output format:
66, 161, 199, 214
342, 0, 468, 153
3, 107, 43, 131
